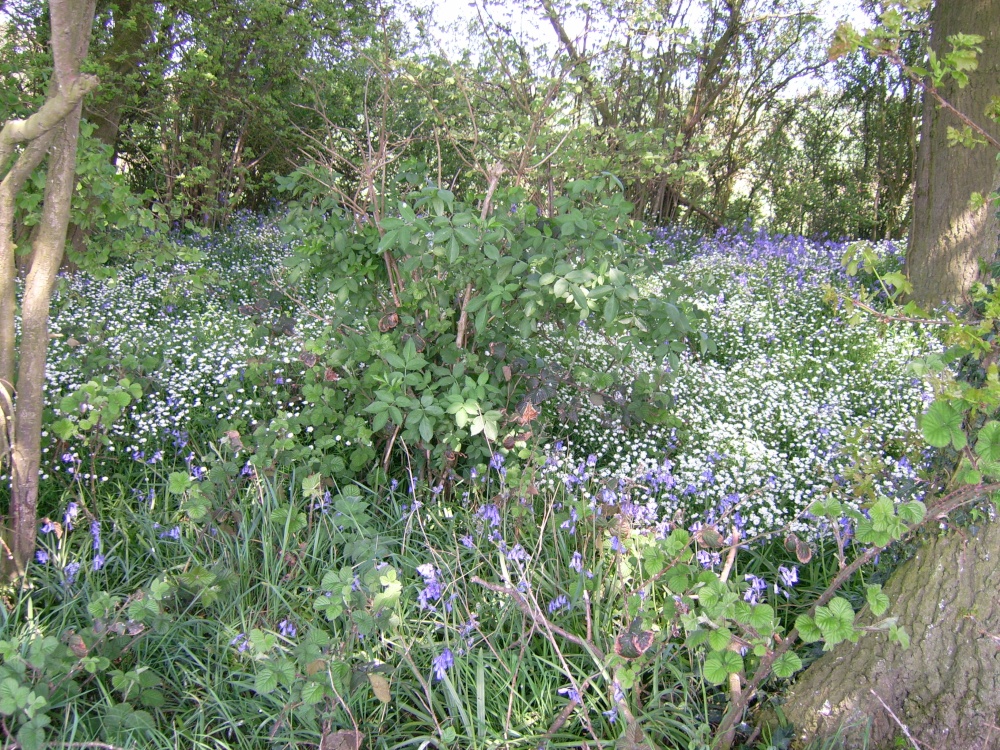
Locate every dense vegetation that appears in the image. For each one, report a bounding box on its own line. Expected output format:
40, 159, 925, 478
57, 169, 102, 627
2, 1, 1000, 749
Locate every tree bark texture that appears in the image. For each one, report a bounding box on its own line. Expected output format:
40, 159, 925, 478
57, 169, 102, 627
779, 521, 1000, 749
907, 0, 1000, 308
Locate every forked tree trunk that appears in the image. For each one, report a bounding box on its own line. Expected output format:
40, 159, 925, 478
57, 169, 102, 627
907, 0, 1000, 307
0, 0, 98, 578
779, 520, 1000, 750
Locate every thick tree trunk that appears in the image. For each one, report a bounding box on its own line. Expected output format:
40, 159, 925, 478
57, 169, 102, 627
779, 521, 1000, 750
907, 0, 1000, 308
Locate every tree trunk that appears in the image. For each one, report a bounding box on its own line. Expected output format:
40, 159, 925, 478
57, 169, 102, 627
907, 0, 1000, 308
779, 521, 1000, 750
0, 0, 98, 578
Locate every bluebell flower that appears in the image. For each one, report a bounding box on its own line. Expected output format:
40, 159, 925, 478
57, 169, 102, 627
278, 619, 297, 638
569, 551, 583, 573
92, 554, 106, 571
489, 452, 505, 471
548, 594, 570, 614
432, 648, 453, 680
744, 574, 767, 604
557, 685, 581, 702
63, 561, 81, 585
90, 520, 101, 550
35, 550, 49, 564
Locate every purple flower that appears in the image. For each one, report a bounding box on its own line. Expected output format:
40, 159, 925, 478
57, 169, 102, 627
548, 594, 570, 614
63, 561, 81, 585
35, 550, 49, 565
489, 452, 505, 471
40, 520, 55, 534
744, 574, 767, 604
230, 633, 249, 653
90, 520, 101, 550
432, 648, 454, 680
506, 544, 527, 562
557, 685, 581, 702
159, 526, 181, 540
603, 706, 619, 723
569, 551, 583, 573
777, 565, 798, 588
610, 536, 625, 554
92, 554, 106, 571
278, 619, 297, 638
460, 535, 475, 549
696, 549, 720, 569
478, 504, 501, 528
64, 502, 79, 531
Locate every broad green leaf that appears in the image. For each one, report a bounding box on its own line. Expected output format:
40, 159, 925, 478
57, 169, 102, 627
866, 584, 890, 617
795, 614, 822, 643
921, 401, 963, 448
976, 420, 1000, 461
708, 627, 732, 652
772, 651, 802, 679
703, 650, 743, 685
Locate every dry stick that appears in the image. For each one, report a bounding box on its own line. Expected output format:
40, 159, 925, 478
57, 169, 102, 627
870, 689, 925, 750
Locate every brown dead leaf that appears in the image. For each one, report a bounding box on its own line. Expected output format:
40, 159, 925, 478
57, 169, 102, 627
320, 729, 364, 750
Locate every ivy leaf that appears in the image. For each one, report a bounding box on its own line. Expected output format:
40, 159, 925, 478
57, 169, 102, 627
772, 651, 802, 679
865, 584, 890, 617
921, 401, 963, 448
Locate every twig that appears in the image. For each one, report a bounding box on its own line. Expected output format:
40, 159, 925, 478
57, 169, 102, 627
869, 689, 924, 750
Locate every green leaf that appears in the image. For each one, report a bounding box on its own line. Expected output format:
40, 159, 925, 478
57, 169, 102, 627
748, 603, 775, 633
167, 471, 192, 495
703, 650, 743, 685
921, 401, 963, 448
975, 421, 1000, 461
772, 651, 802, 679
255, 664, 279, 694
16, 719, 47, 750
866, 584, 890, 617
898, 501, 926, 525
708, 627, 732, 652
301, 680, 328, 704
795, 614, 822, 643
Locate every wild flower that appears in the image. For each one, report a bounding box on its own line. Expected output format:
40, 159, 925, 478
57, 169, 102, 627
92, 554, 106, 571
557, 685, 581, 701
569, 550, 583, 573
35, 550, 49, 564
431, 648, 454, 680
278, 619, 297, 638
63, 561, 81, 585
547, 594, 571, 614
744, 574, 768, 604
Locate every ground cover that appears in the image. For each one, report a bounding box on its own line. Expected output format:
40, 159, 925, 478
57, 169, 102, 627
0, 217, 938, 750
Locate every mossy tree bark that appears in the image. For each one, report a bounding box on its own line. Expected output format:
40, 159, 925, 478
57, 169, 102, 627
0, 0, 98, 578
780, 521, 1000, 749
907, 0, 1000, 308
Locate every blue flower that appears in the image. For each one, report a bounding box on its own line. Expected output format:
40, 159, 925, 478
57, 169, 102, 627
432, 648, 454, 680
569, 551, 583, 573
63, 561, 81, 585
489, 452, 505, 471
92, 554, 106, 571
35, 550, 49, 564
278, 619, 297, 638
547, 594, 570, 614
557, 685, 581, 702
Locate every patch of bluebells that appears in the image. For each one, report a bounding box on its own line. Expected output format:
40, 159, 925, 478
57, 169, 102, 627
416, 563, 443, 611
